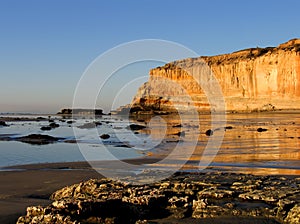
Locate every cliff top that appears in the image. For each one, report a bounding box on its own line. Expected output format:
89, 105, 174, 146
154, 38, 300, 70
205, 38, 300, 64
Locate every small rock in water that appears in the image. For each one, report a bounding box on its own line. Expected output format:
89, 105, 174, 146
127, 124, 146, 131
257, 127, 268, 132
49, 123, 60, 128
225, 126, 233, 130
100, 134, 110, 139
205, 129, 213, 136
173, 131, 185, 137
0, 121, 8, 126
40, 126, 52, 131
15, 134, 63, 145
172, 124, 182, 128
94, 122, 102, 126
77, 122, 96, 129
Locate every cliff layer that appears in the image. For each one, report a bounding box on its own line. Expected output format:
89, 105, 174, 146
131, 39, 300, 113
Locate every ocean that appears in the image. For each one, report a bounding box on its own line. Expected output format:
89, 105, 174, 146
0, 112, 299, 175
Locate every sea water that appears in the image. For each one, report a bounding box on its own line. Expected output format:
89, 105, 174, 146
0, 112, 299, 175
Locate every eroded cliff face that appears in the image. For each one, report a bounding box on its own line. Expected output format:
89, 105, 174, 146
131, 39, 300, 113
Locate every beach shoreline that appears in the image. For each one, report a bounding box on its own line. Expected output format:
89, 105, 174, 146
2, 159, 300, 223
0, 161, 101, 224
0, 158, 162, 223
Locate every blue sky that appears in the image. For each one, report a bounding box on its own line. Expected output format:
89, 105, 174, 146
0, 0, 300, 113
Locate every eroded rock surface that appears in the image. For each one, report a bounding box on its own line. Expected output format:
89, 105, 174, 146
17, 172, 300, 223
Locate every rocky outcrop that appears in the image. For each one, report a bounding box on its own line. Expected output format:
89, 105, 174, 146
0, 134, 64, 145
57, 108, 103, 116
131, 39, 300, 113
17, 172, 300, 223
0, 121, 8, 126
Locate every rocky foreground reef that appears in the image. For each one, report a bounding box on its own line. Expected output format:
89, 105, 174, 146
128, 39, 300, 114
17, 172, 300, 223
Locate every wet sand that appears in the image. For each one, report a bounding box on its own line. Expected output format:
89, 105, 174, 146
0, 158, 162, 223
0, 159, 294, 223
0, 161, 101, 223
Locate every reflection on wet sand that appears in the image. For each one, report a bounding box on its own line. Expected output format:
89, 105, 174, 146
134, 112, 300, 175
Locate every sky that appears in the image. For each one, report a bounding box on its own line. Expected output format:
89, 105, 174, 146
0, 0, 300, 113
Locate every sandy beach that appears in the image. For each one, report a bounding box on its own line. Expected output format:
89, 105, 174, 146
0, 157, 163, 223
2, 159, 300, 223
0, 161, 102, 223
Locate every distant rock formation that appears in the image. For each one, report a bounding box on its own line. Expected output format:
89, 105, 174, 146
57, 108, 103, 115
130, 39, 300, 113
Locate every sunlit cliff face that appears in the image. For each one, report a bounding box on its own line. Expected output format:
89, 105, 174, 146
132, 39, 300, 112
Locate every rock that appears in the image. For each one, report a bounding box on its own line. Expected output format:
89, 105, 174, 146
173, 131, 185, 137
15, 134, 63, 145
49, 122, 60, 128
127, 124, 147, 131
197, 188, 233, 199
257, 127, 268, 132
0, 121, 8, 126
67, 120, 75, 124
100, 134, 110, 139
17, 172, 299, 223
115, 144, 132, 148
205, 129, 213, 136
36, 117, 47, 121
77, 122, 101, 129
285, 204, 300, 223
64, 139, 78, 144
225, 126, 233, 130
40, 126, 52, 131
172, 124, 182, 128
261, 103, 276, 111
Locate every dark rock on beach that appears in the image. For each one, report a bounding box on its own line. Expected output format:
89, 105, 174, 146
15, 134, 63, 145
173, 131, 185, 137
40, 126, 52, 131
127, 124, 147, 131
257, 127, 268, 132
49, 122, 60, 128
172, 124, 182, 128
100, 134, 110, 139
77, 122, 102, 129
0, 121, 9, 126
225, 126, 233, 130
17, 172, 300, 223
205, 129, 214, 136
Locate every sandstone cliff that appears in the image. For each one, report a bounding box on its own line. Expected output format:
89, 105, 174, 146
131, 38, 300, 113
